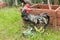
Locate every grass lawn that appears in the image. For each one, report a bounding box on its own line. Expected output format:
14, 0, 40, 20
0, 7, 60, 40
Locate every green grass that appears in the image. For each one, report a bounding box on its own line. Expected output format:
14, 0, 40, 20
0, 7, 60, 40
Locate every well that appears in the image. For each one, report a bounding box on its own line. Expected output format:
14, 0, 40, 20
30, 4, 60, 29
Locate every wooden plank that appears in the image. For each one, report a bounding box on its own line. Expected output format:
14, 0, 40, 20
57, 18, 60, 26
56, 11, 60, 17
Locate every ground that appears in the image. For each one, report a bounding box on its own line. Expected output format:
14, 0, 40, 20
0, 7, 60, 40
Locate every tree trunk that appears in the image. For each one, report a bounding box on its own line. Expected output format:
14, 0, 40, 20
15, 0, 18, 6
54, 0, 58, 5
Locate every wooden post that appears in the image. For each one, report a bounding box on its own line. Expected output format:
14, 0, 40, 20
54, 0, 58, 5
55, 7, 60, 11
47, 0, 51, 10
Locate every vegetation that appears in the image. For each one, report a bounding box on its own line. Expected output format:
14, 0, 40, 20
0, 0, 60, 6
58, 0, 60, 5
0, 0, 60, 40
0, 7, 60, 40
